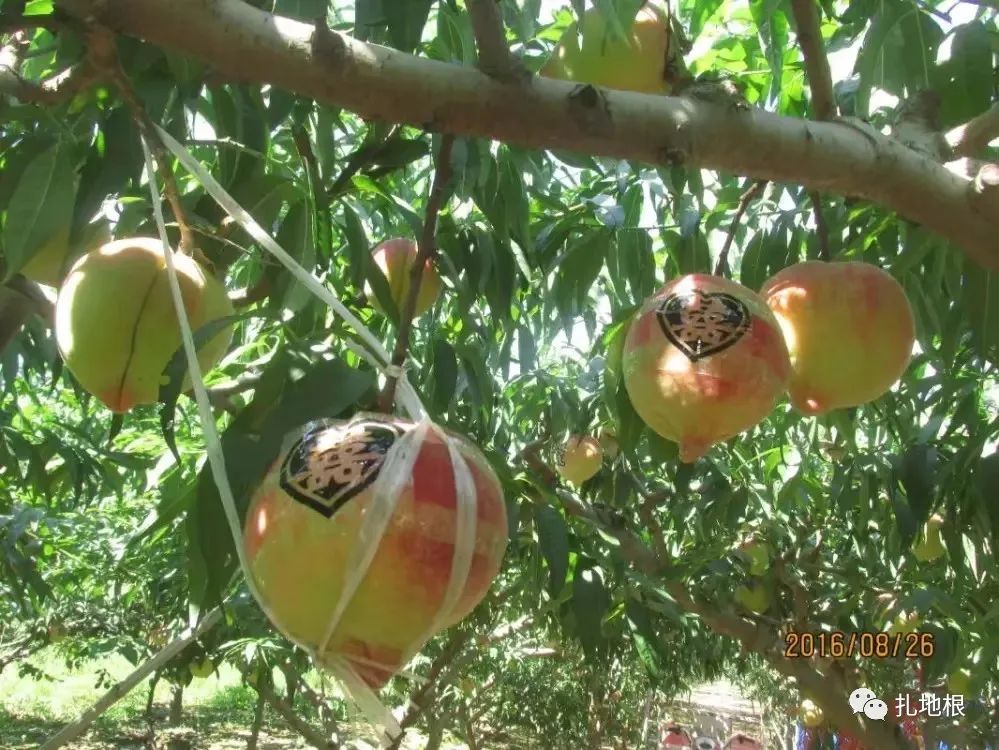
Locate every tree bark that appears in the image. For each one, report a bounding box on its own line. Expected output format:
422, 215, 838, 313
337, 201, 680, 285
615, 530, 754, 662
168, 683, 184, 726
423, 711, 448, 750
53, 0, 999, 270
144, 670, 161, 726
639, 689, 655, 750
255, 680, 337, 750
459, 700, 478, 750
247, 690, 266, 750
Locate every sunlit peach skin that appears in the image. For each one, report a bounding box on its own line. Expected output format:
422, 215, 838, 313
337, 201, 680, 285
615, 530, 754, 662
243, 416, 508, 689
368, 238, 442, 318
556, 435, 603, 485
540, 5, 674, 95
622, 274, 790, 463
760, 261, 915, 415
54, 238, 233, 412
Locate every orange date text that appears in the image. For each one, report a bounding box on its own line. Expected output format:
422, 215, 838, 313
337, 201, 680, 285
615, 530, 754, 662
784, 631, 934, 659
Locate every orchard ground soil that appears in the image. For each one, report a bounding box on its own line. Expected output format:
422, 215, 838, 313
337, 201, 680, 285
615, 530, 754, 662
1, 648, 764, 749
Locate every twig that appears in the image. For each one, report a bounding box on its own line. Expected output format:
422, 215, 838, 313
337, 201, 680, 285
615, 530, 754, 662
466, 0, 528, 83
378, 134, 455, 412
388, 629, 473, 749
388, 588, 512, 750
0, 279, 52, 357
809, 191, 830, 260
327, 125, 404, 200
788, 0, 837, 263
0, 631, 41, 674
292, 123, 333, 266
0, 59, 98, 104
254, 678, 337, 749
294, 679, 342, 738
186, 137, 266, 159
632, 476, 672, 564
947, 102, 999, 158
789, 0, 835, 121
39, 607, 224, 750
93, 29, 195, 255
971, 163, 999, 215
5, 275, 53, 324
204, 372, 263, 400
714, 180, 767, 277
520, 440, 557, 488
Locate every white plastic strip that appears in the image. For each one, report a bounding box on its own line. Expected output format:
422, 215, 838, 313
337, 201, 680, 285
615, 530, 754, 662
140, 137, 261, 603
326, 654, 402, 746
146, 129, 480, 750
312, 418, 433, 748
317, 419, 432, 655
402, 423, 478, 665
153, 124, 426, 423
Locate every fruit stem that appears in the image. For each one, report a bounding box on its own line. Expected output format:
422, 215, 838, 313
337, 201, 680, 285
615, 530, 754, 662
810, 191, 831, 261
378, 133, 455, 413
714, 179, 767, 277
97, 31, 196, 258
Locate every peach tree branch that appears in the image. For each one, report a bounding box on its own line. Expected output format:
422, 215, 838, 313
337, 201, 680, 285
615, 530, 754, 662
789, 0, 836, 121
378, 134, 455, 412
51, 0, 999, 269
466, 0, 528, 83
947, 102, 999, 158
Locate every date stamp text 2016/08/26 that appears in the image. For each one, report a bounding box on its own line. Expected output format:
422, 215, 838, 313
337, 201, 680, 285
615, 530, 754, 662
784, 631, 935, 659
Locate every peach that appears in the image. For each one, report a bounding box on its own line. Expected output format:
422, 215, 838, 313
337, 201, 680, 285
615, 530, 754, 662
760, 261, 915, 415
54, 238, 233, 412
556, 435, 603, 485
540, 4, 674, 95
243, 414, 508, 689
622, 274, 790, 462
367, 238, 441, 319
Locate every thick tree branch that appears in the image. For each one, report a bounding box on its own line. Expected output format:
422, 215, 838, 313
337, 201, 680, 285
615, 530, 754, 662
466, 0, 527, 83
947, 102, 999, 158
789, 0, 835, 121
378, 134, 455, 412
53, 0, 999, 269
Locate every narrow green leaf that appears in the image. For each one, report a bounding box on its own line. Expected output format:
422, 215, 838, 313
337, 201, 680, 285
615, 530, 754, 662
535, 504, 569, 596
572, 565, 609, 658
2, 140, 78, 280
